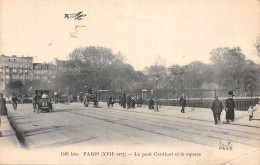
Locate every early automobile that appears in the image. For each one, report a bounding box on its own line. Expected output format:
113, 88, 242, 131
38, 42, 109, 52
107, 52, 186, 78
83, 93, 98, 107
34, 90, 54, 113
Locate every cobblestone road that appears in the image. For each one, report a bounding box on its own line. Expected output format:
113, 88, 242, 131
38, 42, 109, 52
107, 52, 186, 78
5, 103, 260, 165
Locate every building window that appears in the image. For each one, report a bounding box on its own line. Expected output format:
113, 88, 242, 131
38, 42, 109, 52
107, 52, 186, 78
25, 76, 27, 80
6, 75, 9, 79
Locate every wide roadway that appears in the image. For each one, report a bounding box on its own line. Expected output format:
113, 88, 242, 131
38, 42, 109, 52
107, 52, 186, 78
5, 102, 260, 164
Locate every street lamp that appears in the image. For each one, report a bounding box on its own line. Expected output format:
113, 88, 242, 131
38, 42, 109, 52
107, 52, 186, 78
154, 72, 159, 89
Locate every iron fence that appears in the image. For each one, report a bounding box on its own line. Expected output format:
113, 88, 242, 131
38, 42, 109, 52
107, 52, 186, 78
97, 88, 259, 111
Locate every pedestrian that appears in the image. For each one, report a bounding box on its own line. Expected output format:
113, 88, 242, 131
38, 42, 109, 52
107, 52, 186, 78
224, 91, 235, 124
121, 93, 126, 108
93, 95, 98, 108
107, 95, 112, 107
33, 94, 37, 112
131, 96, 136, 108
118, 95, 122, 107
0, 93, 8, 136
179, 95, 186, 113
211, 96, 223, 125
110, 95, 115, 107
248, 105, 257, 121
127, 95, 131, 109
12, 95, 18, 110
137, 96, 143, 107
148, 98, 154, 110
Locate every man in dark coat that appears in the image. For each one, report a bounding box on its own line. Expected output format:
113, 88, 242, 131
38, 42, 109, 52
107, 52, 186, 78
121, 93, 126, 108
148, 98, 154, 110
211, 96, 223, 125
225, 91, 235, 123
179, 95, 186, 113
107, 95, 112, 107
137, 96, 143, 107
126, 95, 131, 109
0, 93, 8, 136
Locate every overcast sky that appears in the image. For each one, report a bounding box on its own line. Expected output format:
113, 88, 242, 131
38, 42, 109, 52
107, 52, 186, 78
0, 0, 259, 70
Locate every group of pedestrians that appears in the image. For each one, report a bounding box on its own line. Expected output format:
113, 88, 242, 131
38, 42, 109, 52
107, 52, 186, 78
210, 91, 236, 125
116, 94, 143, 109
179, 91, 237, 125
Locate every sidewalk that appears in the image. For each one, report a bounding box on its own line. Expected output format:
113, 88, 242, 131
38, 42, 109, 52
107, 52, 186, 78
0, 115, 23, 163
96, 102, 260, 128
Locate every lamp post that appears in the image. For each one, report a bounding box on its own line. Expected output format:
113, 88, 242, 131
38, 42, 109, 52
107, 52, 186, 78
153, 72, 159, 112
154, 72, 159, 89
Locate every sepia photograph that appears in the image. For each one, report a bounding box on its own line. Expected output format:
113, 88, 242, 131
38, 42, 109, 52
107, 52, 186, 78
0, 0, 260, 164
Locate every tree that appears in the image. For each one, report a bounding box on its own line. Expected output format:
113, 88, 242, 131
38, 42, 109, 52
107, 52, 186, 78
69, 46, 125, 67
254, 34, 260, 57
168, 64, 186, 89
6, 80, 24, 96
242, 60, 260, 92
210, 47, 247, 89
54, 46, 142, 94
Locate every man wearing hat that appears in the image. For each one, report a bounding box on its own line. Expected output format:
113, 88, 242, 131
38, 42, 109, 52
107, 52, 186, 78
0, 93, 8, 136
225, 90, 235, 123
211, 96, 223, 125
179, 95, 186, 113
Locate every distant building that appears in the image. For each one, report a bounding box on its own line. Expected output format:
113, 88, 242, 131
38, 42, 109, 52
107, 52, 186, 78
0, 54, 69, 92
33, 63, 56, 81
0, 54, 33, 91
53, 58, 68, 72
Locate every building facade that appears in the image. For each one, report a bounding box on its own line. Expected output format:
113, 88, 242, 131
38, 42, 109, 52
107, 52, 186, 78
33, 63, 56, 81
0, 54, 33, 91
53, 58, 68, 72
0, 54, 64, 92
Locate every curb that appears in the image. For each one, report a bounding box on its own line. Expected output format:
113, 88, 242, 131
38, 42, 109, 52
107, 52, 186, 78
7, 115, 28, 149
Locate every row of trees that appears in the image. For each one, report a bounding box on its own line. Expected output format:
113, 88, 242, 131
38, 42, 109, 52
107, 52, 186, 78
50, 46, 260, 96
6, 35, 260, 97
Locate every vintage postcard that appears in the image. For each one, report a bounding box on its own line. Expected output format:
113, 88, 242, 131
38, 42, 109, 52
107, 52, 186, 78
0, 0, 260, 164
